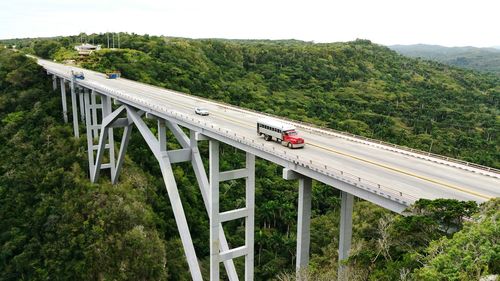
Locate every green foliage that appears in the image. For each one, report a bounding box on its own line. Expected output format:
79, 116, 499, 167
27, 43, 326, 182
0, 49, 167, 280
33, 40, 61, 59
413, 199, 500, 280
53, 47, 78, 62
409, 198, 479, 232
1, 33, 498, 280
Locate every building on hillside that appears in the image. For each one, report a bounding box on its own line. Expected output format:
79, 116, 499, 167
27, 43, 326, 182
75, 43, 101, 55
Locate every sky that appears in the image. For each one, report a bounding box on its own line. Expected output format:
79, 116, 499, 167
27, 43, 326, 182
0, 0, 498, 47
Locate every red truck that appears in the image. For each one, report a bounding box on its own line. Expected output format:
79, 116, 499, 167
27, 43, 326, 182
257, 118, 305, 148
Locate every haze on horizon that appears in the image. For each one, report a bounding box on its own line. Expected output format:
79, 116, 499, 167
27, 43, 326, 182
0, 0, 498, 48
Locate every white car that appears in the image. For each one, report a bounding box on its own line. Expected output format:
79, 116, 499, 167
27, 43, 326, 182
195, 107, 209, 116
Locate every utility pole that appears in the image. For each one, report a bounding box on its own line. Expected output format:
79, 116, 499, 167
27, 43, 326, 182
107, 33, 110, 49
118, 33, 120, 49
112, 33, 115, 49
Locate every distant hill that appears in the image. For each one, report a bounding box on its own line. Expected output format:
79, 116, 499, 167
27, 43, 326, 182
389, 44, 500, 75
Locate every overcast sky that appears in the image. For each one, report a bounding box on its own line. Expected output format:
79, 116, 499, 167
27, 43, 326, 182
0, 0, 498, 47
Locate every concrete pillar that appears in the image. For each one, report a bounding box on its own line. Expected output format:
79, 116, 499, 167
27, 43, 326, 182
282, 168, 313, 275
70, 81, 79, 138
296, 176, 312, 275
83, 91, 94, 176
338, 191, 354, 280
52, 75, 57, 90
102, 96, 116, 179
245, 152, 256, 281
78, 87, 85, 121
90, 91, 99, 139
60, 79, 68, 123
209, 140, 220, 281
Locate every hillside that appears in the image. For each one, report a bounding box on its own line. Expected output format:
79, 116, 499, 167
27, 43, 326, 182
1, 35, 499, 280
390, 44, 500, 75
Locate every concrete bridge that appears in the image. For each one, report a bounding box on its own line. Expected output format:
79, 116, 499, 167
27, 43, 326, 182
39, 58, 500, 280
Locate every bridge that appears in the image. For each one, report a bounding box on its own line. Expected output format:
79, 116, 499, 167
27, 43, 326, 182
39, 58, 500, 281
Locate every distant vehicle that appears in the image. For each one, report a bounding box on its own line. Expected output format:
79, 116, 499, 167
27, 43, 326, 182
257, 118, 305, 148
105, 71, 121, 79
195, 107, 209, 116
71, 70, 84, 80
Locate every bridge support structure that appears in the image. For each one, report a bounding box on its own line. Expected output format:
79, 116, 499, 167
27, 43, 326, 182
81, 95, 257, 281
338, 191, 354, 280
78, 89, 354, 280
83, 90, 117, 183
283, 168, 354, 279
70, 80, 80, 138
283, 169, 312, 275
209, 139, 256, 281
59, 78, 68, 123
78, 87, 85, 122
52, 74, 57, 91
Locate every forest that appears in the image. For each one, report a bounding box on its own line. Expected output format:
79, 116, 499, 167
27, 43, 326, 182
0, 34, 499, 280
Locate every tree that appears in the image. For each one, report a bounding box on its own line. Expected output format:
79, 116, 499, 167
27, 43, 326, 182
33, 40, 61, 59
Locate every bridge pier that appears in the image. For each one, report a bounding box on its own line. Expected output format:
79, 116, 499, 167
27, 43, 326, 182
283, 168, 312, 275
52, 74, 57, 90
59, 79, 68, 123
283, 168, 355, 279
297, 176, 312, 275
78, 87, 85, 122
209, 139, 256, 281
70, 80, 79, 138
189, 130, 240, 281
338, 191, 354, 280
83, 90, 119, 182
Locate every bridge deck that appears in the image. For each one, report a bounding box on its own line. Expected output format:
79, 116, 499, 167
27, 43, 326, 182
39, 59, 500, 212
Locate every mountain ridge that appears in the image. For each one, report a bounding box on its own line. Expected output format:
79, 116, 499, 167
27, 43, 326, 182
389, 43, 500, 74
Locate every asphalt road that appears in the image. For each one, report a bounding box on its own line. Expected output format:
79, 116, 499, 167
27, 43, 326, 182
39, 59, 500, 204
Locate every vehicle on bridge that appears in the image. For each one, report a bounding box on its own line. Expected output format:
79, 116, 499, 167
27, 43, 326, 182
71, 70, 84, 80
195, 107, 209, 116
105, 71, 121, 79
257, 118, 305, 148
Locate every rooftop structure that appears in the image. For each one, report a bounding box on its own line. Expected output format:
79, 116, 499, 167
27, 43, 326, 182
74, 43, 101, 55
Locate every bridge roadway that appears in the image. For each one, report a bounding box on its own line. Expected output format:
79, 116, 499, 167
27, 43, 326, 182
38, 59, 500, 213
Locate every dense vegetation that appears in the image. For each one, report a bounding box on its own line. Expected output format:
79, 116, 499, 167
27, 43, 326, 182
390, 44, 500, 75
0, 33, 499, 280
